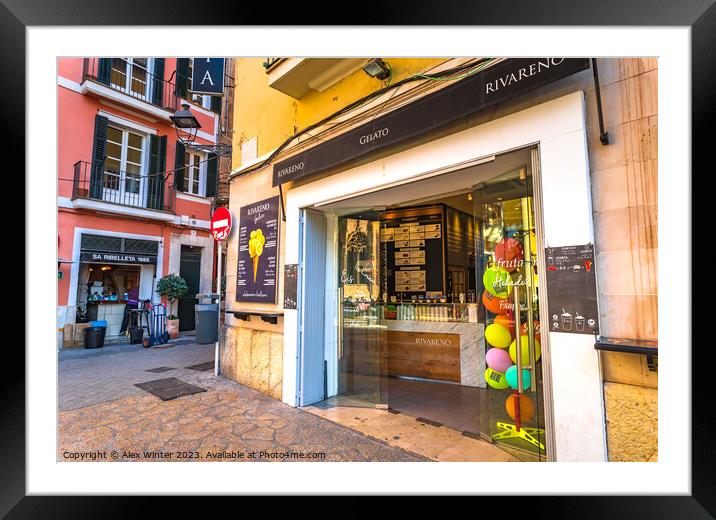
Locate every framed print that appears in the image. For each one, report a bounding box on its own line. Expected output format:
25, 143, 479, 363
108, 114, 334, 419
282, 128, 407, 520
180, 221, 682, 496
7, 0, 711, 513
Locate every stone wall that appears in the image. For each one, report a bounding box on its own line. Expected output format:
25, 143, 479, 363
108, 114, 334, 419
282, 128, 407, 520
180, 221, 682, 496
220, 326, 283, 400
589, 58, 658, 461
603, 382, 658, 462
589, 58, 658, 342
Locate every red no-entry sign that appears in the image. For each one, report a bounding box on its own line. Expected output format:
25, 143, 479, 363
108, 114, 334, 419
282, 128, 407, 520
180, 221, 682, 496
210, 207, 232, 241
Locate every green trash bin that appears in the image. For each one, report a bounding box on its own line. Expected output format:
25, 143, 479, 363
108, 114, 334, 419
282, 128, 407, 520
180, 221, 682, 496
195, 293, 219, 344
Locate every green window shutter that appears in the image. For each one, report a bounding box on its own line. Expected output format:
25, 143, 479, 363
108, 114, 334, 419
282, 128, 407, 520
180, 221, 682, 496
210, 95, 222, 115
205, 152, 218, 198
89, 114, 108, 199
174, 140, 186, 191
151, 58, 165, 107
175, 58, 190, 98
147, 135, 167, 210
97, 58, 111, 85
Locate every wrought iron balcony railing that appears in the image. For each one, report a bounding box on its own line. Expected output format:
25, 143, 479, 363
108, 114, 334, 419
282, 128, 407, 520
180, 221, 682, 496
262, 58, 283, 71
72, 160, 176, 214
82, 57, 180, 112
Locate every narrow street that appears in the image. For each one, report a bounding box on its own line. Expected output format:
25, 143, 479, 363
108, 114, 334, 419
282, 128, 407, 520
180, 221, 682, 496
58, 339, 428, 462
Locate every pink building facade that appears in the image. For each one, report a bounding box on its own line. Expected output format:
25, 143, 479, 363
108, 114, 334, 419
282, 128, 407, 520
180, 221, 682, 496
57, 57, 225, 340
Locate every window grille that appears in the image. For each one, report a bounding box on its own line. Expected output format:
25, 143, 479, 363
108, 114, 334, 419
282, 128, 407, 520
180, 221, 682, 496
80, 234, 122, 252
123, 238, 159, 255
80, 234, 158, 255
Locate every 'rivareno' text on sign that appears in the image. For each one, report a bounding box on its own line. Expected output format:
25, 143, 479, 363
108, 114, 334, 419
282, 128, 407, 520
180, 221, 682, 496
272, 58, 590, 186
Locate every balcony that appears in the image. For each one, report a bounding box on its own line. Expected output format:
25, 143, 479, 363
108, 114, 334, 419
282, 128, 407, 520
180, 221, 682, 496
72, 160, 176, 218
82, 57, 180, 115
264, 58, 369, 99
262, 58, 284, 71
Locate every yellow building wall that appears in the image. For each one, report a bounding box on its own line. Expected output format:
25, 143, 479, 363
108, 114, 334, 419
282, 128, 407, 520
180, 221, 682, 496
232, 58, 448, 170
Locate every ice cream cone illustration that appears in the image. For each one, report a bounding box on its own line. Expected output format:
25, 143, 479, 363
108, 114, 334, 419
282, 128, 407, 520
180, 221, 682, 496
248, 229, 265, 282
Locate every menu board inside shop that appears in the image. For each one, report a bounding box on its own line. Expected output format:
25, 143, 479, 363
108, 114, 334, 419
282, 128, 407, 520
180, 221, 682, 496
236, 196, 280, 303
380, 206, 446, 300
545, 244, 599, 335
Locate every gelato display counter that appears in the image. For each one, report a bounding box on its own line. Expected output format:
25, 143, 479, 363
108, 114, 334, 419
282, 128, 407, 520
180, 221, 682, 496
341, 303, 486, 388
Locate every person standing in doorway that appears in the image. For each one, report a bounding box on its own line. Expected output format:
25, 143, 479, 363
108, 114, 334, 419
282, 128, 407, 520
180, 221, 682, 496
120, 280, 140, 334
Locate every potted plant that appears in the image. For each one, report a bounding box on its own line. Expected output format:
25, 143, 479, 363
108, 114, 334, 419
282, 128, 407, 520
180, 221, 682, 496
155, 273, 188, 338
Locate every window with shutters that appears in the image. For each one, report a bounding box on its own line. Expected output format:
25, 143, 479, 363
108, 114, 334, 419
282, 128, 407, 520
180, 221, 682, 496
102, 125, 148, 207
110, 58, 154, 100
182, 151, 206, 196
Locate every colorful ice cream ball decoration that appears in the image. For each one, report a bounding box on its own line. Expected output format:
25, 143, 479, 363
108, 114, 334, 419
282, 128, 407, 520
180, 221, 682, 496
485, 348, 513, 373
505, 393, 535, 422
494, 237, 524, 273
485, 367, 510, 390
485, 323, 512, 349
505, 365, 532, 390
494, 314, 515, 336
509, 335, 542, 365
482, 290, 515, 315
528, 231, 537, 256
483, 265, 513, 298
520, 320, 541, 344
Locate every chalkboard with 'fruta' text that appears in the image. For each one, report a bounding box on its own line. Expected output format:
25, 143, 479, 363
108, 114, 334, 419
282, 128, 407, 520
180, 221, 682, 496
544, 244, 599, 335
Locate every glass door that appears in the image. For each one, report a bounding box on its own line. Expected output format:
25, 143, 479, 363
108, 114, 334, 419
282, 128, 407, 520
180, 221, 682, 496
335, 211, 388, 407
475, 161, 547, 461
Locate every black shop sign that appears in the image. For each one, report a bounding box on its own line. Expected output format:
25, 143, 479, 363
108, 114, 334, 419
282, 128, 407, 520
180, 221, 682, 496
81, 251, 157, 265
191, 58, 225, 96
544, 244, 600, 335
236, 196, 280, 303
273, 58, 590, 186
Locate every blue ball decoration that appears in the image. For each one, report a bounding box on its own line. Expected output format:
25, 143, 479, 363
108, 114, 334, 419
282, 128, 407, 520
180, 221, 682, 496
505, 364, 532, 390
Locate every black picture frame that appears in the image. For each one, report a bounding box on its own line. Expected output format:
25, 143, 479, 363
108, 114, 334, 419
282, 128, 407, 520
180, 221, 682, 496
5, 0, 710, 514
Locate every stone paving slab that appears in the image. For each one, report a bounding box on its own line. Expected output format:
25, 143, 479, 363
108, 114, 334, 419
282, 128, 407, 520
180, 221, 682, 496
58, 374, 429, 462
185, 361, 215, 372
304, 403, 520, 462
134, 377, 207, 401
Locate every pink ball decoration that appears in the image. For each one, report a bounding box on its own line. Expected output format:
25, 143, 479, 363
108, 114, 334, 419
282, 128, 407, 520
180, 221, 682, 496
485, 347, 513, 373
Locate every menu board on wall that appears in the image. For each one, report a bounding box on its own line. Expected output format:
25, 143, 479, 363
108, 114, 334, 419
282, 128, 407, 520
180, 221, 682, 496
544, 244, 599, 335
283, 264, 298, 309
236, 196, 280, 303
380, 205, 446, 300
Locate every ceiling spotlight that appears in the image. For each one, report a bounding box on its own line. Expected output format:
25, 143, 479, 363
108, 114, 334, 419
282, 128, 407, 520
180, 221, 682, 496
362, 58, 391, 80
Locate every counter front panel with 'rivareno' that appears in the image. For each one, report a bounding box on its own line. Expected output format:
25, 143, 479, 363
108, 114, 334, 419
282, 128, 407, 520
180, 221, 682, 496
342, 318, 485, 387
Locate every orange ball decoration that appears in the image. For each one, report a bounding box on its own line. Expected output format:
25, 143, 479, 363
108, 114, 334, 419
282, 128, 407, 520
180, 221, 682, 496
482, 290, 516, 315
494, 314, 515, 337
520, 320, 541, 344
505, 393, 535, 422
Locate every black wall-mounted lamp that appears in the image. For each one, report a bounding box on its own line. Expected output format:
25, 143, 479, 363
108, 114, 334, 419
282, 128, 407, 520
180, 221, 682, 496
362, 58, 391, 80
170, 103, 201, 145
170, 102, 232, 156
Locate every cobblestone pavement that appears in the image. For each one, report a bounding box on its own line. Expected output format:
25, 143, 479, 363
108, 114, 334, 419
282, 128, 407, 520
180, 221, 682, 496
58, 340, 216, 411
58, 342, 428, 462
